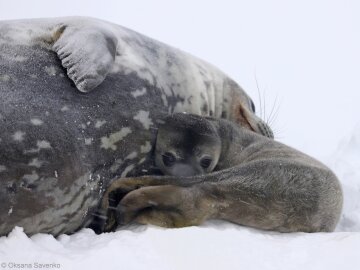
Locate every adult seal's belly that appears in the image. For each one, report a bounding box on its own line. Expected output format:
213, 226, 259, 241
0, 17, 271, 236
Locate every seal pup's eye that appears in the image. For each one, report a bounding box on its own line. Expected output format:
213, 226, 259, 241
162, 152, 176, 167
200, 157, 212, 169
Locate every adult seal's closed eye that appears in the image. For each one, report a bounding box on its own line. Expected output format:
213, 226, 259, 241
102, 113, 343, 233
0, 17, 271, 236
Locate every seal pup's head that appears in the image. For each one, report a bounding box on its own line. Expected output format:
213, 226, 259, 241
155, 113, 221, 177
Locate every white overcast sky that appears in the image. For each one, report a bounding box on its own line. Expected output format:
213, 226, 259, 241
1, 0, 359, 159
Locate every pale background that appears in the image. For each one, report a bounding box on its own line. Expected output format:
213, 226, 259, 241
1, 0, 359, 159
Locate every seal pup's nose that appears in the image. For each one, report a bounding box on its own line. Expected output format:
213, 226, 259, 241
171, 164, 200, 177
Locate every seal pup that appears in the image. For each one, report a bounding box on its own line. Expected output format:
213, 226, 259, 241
101, 113, 343, 232
0, 17, 272, 236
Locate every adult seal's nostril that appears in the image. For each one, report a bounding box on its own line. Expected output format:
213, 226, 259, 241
258, 121, 274, 139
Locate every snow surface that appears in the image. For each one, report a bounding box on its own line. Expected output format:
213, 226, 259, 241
0, 124, 359, 270
330, 125, 360, 233
0, 225, 359, 270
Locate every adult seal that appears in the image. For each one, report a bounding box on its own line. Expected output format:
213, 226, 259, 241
100, 113, 343, 232
0, 17, 271, 236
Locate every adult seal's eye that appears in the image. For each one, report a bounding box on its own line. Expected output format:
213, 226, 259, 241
200, 157, 212, 169
250, 100, 256, 113
162, 152, 176, 167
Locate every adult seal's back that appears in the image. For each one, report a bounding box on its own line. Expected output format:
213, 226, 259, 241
0, 17, 271, 236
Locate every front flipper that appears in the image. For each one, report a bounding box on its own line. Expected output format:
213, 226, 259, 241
96, 175, 214, 231
53, 24, 118, 92
95, 176, 162, 232
116, 184, 215, 228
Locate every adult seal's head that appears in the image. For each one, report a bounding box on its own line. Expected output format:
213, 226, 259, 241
220, 79, 273, 139
0, 17, 272, 236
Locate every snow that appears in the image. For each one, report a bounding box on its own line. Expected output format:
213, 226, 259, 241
1, 125, 360, 270
0, 224, 359, 270
329, 125, 360, 232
